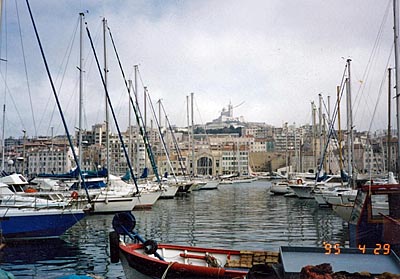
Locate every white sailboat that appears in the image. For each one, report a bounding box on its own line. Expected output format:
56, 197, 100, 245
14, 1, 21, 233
0, 2, 88, 240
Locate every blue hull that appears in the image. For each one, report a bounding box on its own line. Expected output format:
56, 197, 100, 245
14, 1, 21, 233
0, 211, 86, 239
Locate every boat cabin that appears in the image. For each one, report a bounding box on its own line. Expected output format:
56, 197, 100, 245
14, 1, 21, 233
348, 184, 400, 254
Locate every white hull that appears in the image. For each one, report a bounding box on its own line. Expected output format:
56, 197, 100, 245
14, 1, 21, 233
200, 180, 219, 190
134, 191, 162, 209
120, 253, 152, 279
313, 193, 328, 206
289, 184, 314, 198
325, 190, 357, 206
270, 183, 292, 195
92, 196, 137, 213
332, 203, 353, 222
159, 185, 179, 199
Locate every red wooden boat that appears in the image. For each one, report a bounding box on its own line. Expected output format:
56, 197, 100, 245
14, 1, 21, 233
116, 241, 279, 279
109, 212, 279, 279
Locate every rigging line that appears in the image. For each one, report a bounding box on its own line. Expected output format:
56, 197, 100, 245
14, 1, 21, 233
82, 20, 103, 131
332, 63, 348, 120
50, 16, 81, 135
85, 22, 140, 193
326, 64, 348, 129
0, 71, 26, 131
15, 0, 37, 137
160, 100, 187, 177
367, 45, 394, 134
193, 96, 211, 145
41, 15, 80, 137
136, 67, 146, 90
25, 0, 90, 201
353, 0, 391, 112
356, 45, 394, 130
107, 26, 160, 184
1, 0, 7, 105
147, 93, 178, 181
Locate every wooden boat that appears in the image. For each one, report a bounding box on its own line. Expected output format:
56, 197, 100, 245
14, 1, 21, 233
109, 212, 279, 279
347, 183, 400, 254
115, 242, 278, 279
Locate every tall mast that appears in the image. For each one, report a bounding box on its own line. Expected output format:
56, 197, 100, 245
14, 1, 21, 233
318, 93, 323, 171
393, 0, 400, 179
103, 17, 109, 183
327, 95, 331, 173
144, 86, 148, 171
191, 92, 195, 177
128, 79, 132, 169
337, 86, 344, 179
78, 12, 84, 184
186, 95, 191, 176
346, 59, 354, 187
134, 65, 139, 176
0, 0, 4, 172
312, 102, 317, 170
388, 68, 392, 175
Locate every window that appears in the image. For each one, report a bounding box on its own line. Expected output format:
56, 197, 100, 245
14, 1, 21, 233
370, 194, 389, 220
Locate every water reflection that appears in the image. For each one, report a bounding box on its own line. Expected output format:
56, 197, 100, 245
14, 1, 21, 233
0, 181, 348, 278
135, 181, 348, 252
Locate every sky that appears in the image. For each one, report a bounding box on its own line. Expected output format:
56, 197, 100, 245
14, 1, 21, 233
0, 0, 396, 138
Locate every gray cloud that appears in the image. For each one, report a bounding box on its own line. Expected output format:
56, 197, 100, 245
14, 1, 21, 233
0, 0, 395, 138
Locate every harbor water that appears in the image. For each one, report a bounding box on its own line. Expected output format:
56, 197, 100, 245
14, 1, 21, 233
0, 181, 348, 278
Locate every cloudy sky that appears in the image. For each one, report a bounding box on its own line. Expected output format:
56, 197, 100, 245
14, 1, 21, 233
0, 0, 396, 138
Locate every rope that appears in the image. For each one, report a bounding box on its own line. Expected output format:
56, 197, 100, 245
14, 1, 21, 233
15, 0, 37, 136
161, 261, 176, 279
205, 254, 220, 268
25, 0, 91, 203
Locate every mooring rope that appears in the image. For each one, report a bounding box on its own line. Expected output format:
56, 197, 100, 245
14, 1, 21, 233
161, 261, 176, 279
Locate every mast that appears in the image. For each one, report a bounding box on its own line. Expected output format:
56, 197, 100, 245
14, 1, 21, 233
134, 65, 139, 176
318, 93, 323, 172
0, 0, 4, 172
144, 86, 148, 171
337, 86, 344, 176
294, 122, 298, 172
186, 95, 191, 176
388, 68, 392, 175
327, 95, 331, 174
346, 59, 354, 187
128, 79, 132, 168
78, 12, 84, 187
1, 104, 4, 171
393, 0, 400, 179
103, 17, 109, 184
191, 92, 195, 177
312, 102, 317, 170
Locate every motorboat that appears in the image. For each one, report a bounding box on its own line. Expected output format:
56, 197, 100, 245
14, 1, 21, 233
270, 181, 293, 195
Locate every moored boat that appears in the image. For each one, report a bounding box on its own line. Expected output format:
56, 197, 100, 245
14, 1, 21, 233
270, 181, 293, 195
0, 207, 87, 239
109, 212, 279, 279
109, 211, 400, 279
117, 242, 278, 279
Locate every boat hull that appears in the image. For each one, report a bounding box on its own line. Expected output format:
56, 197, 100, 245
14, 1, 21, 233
92, 197, 137, 213
118, 243, 277, 279
270, 183, 292, 195
289, 184, 314, 198
159, 185, 179, 199
134, 191, 162, 209
0, 209, 85, 239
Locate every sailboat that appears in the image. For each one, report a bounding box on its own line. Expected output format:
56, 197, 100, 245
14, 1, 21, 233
0, 2, 90, 240
83, 17, 140, 213
330, 0, 400, 254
